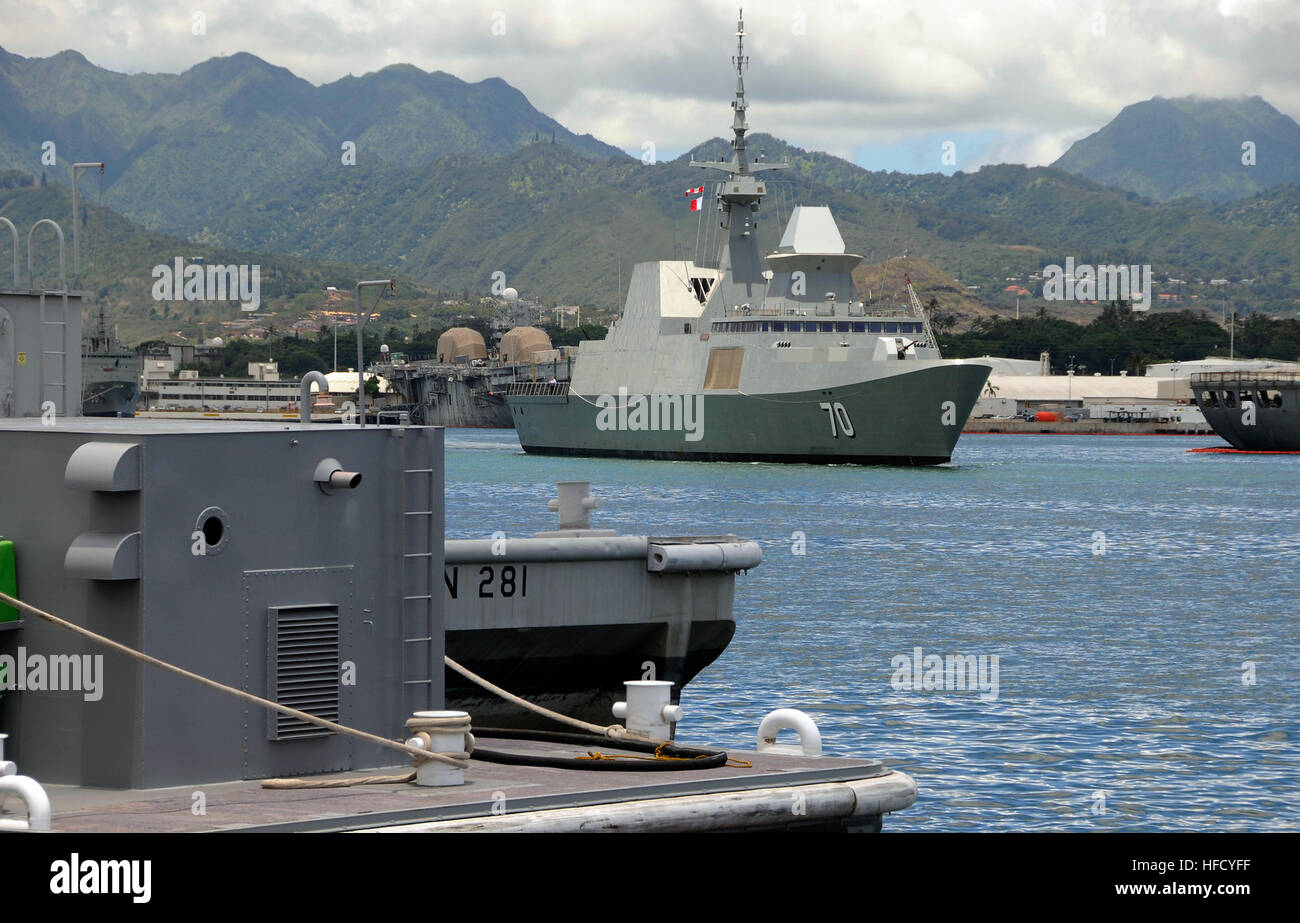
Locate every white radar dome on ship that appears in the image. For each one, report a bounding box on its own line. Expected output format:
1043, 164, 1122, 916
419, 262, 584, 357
502, 287, 519, 302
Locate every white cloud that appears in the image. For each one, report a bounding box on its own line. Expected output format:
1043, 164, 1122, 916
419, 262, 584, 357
1, 0, 1296, 169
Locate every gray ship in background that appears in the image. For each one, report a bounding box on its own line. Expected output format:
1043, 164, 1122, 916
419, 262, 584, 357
379, 303, 573, 427
1191, 364, 1300, 450
80, 305, 140, 417
506, 11, 990, 465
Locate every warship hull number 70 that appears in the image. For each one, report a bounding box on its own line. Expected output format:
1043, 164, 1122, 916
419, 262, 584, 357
508, 11, 990, 465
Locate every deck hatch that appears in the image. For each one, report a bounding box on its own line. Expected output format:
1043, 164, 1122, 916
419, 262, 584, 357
267, 605, 340, 741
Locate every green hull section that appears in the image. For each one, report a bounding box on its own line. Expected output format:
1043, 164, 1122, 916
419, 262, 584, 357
509, 363, 990, 465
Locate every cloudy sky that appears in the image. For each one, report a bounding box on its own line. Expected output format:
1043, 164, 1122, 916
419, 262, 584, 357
2, 0, 1297, 172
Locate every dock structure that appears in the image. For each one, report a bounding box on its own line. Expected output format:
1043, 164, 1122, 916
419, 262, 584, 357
40, 740, 916, 834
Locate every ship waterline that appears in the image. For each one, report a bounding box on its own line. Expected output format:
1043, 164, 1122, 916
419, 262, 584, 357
511, 362, 990, 465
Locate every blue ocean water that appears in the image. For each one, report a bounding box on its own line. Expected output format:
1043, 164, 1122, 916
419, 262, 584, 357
444, 430, 1299, 831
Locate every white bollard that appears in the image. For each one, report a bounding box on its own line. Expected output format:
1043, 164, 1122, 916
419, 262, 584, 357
757, 708, 823, 757
612, 680, 682, 739
405, 710, 470, 787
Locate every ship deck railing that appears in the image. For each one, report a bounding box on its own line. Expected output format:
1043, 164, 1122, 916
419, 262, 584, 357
1191, 370, 1300, 386
720, 305, 918, 320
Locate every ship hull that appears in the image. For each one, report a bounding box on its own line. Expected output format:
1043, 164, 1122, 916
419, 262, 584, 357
445, 621, 734, 728
80, 378, 139, 417
383, 358, 571, 428
509, 362, 990, 465
440, 545, 745, 728
1192, 373, 1300, 451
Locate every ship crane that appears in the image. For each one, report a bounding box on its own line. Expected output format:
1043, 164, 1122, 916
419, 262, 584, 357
904, 273, 940, 352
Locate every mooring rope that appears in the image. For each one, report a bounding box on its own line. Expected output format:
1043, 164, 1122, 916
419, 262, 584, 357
444, 655, 650, 743
0, 590, 467, 770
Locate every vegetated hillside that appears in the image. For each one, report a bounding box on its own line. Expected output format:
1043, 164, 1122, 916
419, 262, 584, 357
1052, 95, 1300, 202
193, 134, 1300, 317
0, 45, 625, 233
0, 170, 439, 345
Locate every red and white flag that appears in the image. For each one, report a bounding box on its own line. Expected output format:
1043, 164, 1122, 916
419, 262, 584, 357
684, 186, 704, 196
689, 196, 703, 212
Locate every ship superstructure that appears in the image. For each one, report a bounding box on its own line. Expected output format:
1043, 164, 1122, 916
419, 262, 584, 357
507, 11, 989, 464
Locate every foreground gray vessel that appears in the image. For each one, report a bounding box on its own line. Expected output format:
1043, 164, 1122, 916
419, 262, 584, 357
508, 13, 989, 465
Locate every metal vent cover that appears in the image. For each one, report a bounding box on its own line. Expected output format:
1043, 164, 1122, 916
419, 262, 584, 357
266, 605, 340, 741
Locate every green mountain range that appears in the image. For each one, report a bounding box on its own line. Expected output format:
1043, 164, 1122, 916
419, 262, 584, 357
2, 45, 1299, 334
0, 46, 623, 233
1051, 95, 1300, 202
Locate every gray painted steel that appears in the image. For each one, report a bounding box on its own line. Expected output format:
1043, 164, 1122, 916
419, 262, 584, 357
1191, 371, 1300, 450
512, 363, 989, 464
442, 532, 760, 727
504, 14, 989, 465
82, 307, 140, 418
380, 357, 571, 428
0, 288, 84, 419
0, 417, 445, 788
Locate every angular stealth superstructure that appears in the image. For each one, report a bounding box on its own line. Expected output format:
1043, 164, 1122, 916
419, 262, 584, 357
507, 11, 989, 464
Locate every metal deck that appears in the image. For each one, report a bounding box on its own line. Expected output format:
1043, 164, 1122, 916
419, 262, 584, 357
29, 737, 915, 833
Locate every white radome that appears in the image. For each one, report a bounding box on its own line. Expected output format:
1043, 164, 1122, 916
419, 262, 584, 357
502, 287, 519, 302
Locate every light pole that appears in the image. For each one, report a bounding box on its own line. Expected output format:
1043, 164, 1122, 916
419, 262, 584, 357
354, 279, 394, 427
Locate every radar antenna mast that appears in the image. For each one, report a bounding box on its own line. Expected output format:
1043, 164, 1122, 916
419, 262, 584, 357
688, 9, 788, 235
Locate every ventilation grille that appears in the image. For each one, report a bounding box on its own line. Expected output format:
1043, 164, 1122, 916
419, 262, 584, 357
267, 606, 339, 741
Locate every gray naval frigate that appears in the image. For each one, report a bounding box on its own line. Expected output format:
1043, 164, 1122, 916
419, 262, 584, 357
507, 12, 990, 465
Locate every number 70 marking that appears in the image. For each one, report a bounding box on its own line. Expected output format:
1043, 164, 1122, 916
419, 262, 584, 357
818, 401, 855, 438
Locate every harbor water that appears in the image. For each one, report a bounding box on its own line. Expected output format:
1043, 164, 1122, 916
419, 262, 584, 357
445, 430, 1299, 831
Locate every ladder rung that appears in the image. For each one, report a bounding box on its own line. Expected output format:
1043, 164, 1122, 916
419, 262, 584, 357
404, 510, 434, 516
404, 468, 434, 474
403, 594, 432, 601
404, 636, 434, 643
402, 679, 433, 686
403, 552, 432, 558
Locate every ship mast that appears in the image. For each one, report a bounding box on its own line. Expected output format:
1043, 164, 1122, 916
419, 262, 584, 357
690, 9, 787, 240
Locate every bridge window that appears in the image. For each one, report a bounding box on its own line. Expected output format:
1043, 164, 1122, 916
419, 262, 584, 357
772, 321, 785, 332
852, 322, 866, 333
868, 322, 883, 333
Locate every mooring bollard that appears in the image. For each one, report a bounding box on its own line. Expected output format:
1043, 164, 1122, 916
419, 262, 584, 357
613, 680, 683, 739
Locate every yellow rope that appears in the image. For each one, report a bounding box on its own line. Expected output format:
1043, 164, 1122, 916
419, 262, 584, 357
574, 744, 713, 763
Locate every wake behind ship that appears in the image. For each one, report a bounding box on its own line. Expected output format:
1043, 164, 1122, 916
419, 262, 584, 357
507, 12, 989, 465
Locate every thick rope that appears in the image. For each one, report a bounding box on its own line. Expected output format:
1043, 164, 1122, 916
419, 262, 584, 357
444, 655, 654, 743
0, 590, 465, 769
